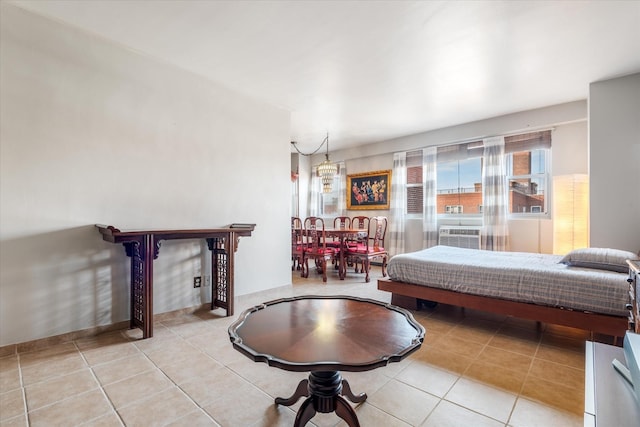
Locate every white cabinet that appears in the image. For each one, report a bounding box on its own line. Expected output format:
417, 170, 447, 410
584, 341, 640, 426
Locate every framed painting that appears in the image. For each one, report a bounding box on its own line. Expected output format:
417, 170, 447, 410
347, 170, 391, 210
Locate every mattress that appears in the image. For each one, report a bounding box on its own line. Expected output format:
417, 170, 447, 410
387, 246, 629, 317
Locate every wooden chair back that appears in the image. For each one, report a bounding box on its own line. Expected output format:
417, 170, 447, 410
301, 216, 333, 282
345, 216, 388, 283
369, 216, 388, 251
291, 217, 304, 271
351, 216, 369, 231
303, 216, 327, 251
350, 216, 370, 246
291, 216, 303, 233
333, 216, 351, 230
328, 216, 352, 247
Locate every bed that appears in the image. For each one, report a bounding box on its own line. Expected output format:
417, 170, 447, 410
378, 246, 636, 338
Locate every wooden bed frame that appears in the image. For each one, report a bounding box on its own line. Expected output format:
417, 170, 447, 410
378, 278, 629, 338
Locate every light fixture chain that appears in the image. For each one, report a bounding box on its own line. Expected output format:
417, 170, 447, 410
290, 133, 329, 156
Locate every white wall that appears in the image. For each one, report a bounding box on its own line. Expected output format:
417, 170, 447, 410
589, 73, 640, 252
320, 102, 589, 254
0, 4, 291, 346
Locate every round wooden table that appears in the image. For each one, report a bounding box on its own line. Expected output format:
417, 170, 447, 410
228, 295, 425, 427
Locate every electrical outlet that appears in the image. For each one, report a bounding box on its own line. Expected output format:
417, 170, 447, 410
193, 276, 202, 288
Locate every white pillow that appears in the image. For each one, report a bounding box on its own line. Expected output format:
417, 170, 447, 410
560, 247, 639, 273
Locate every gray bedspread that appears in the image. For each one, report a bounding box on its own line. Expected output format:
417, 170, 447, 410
387, 246, 628, 316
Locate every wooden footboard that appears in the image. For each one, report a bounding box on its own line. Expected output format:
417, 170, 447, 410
378, 278, 629, 338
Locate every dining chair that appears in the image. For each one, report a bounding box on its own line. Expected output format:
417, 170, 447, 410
301, 217, 335, 282
333, 216, 352, 230
346, 216, 388, 282
291, 216, 304, 271
350, 215, 369, 231
327, 216, 351, 248
328, 216, 352, 269
348, 216, 370, 269
351, 215, 370, 248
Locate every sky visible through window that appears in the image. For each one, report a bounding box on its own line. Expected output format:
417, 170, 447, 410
437, 158, 481, 191
529, 150, 545, 174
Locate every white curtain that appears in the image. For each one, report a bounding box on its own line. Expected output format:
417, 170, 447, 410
336, 162, 347, 215
309, 167, 320, 217
422, 146, 438, 248
481, 136, 509, 251
388, 152, 406, 257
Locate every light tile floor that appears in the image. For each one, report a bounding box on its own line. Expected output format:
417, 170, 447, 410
0, 265, 590, 426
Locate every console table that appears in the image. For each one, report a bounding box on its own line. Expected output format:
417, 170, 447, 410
97, 224, 255, 338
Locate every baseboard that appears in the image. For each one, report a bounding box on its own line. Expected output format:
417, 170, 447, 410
0, 303, 212, 357
0, 320, 130, 357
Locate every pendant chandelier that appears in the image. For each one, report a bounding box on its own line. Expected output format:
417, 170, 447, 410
291, 132, 339, 193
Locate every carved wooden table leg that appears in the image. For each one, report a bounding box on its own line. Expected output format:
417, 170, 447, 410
294, 398, 317, 427
341, 379, 367, 403
274, 379, 309, 406
123, 234, 156, 338
335, 396, 360, 427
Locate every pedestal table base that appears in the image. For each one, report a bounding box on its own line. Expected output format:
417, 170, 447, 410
275, 371, 366, 427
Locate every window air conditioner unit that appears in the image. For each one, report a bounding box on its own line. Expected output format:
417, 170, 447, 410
438, 226, 481, 249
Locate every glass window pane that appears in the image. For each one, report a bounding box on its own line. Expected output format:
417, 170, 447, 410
320, 175, 341, 216
437, 158, 482, 215
509, 177, 546, 213
530, 149, 546, 174
437, 158, 482, 192
508, 149, 546, 175
507, 148, 548, 215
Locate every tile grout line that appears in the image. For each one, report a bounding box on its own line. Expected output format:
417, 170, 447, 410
73, 340, 126, 427
504, 330, 543, 427
133, 327, 224, 426
17, 351, 29, 427
428, 312, 536, 426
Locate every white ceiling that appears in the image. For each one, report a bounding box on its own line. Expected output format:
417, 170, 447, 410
10, 0, 640, 152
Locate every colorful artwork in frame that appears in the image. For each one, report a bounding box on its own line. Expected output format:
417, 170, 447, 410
347, 170, 391, 210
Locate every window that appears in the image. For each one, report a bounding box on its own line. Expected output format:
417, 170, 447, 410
505, 131, 551, 215
506, 150, 548, 214
437, 155, 482, 215
406, 146, 483, 216
405, 130, 551, 217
